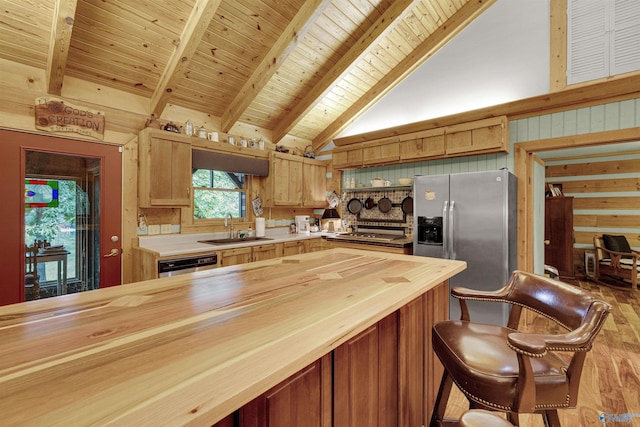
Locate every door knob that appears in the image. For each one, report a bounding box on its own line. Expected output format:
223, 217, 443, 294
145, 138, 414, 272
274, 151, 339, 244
544, 240, 550, 245
103, 248, 119, 257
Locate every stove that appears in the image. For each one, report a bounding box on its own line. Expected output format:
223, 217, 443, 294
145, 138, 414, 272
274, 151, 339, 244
329, 226, 406, 244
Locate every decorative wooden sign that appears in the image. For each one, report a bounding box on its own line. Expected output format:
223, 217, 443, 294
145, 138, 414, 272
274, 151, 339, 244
35, 97, 105, 140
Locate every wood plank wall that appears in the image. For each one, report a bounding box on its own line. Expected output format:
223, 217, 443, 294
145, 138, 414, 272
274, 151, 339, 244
511, 97, 640, 275
546, 156, 640, 249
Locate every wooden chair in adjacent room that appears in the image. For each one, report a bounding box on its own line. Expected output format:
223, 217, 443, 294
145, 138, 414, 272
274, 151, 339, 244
25, 243, 41, 300
593, 234, 639, 290
430, 270, 611, 427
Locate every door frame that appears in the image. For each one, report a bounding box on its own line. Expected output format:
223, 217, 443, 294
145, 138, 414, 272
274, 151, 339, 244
514, 127, 640, 273
0, 129, 122, 305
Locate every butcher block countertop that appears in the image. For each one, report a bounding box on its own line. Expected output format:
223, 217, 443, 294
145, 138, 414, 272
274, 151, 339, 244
0, 249, 465, 426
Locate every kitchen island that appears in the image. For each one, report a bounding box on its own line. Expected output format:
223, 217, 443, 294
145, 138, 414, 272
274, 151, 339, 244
0, 248, 465, 426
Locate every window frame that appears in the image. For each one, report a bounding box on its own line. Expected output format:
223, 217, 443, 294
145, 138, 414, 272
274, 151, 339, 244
192, 169, 249, 223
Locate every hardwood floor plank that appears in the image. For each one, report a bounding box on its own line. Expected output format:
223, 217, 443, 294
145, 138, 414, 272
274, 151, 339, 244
439, 279, 640, 426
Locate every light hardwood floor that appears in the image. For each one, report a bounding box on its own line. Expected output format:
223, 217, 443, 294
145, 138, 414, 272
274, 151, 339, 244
441, 279, 640, 427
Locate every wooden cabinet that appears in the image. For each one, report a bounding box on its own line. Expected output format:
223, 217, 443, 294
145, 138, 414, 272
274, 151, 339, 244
333, 116, 508, 170
399, 129, 445, 161
306, 238, 328, 252
362, 138, 399, 166
545, 196, 575, 278
252, 243, 281, 262
219, 247, 253, 267
138, 128, 192, 207
302, 158, 328, 207
220, 243, 283, 266
263, 152, 327, 207
241, 355, 331, 427
334, 313, 398, 427
332, 146, 363, 169
283, 240, 306, 256
444, 116, 508, 156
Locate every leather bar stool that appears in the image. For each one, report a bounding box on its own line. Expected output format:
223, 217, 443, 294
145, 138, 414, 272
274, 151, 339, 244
430, 270, 611, 427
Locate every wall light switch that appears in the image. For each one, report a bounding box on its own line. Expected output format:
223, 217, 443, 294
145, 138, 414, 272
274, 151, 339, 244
148, 224, 160, 235
160, 224, 172, 234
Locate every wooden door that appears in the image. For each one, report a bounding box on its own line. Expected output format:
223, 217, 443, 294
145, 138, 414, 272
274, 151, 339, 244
333, 313, 398, 427
545, 196, 575, 278
271, 153, 303, 206
241, 356, 331, 427
252, 244, 278, 262
0, 129, 122, 306
220, 247, 252, 267
283, 241, 305, 256
139, 130, 191, 207
302, 159, 327, 207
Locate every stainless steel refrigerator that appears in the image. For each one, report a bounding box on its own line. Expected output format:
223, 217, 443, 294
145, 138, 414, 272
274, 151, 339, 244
413, 170, 517, 326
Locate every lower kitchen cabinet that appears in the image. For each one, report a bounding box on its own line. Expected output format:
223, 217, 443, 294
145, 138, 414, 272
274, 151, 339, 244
251, 243, 282, 262
334, 313, 398, 427
240, 355, 332, 427
214, 282, 449, 426
219, 244, 284, 266
306, 238, 329, 252
283, 240, 306, 256
219, 247, 253, 267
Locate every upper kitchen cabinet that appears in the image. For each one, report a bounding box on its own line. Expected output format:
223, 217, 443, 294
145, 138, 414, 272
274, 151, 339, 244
332, 146, 363, 169
302, 158, 328, 207
264, 152, 303, 206
333, 116, 508, 170
263, 152, 327, 208
399, 129, 445, 161
362, 137, 400, 166
138, 128, 191, 208
444, 116, 508, 156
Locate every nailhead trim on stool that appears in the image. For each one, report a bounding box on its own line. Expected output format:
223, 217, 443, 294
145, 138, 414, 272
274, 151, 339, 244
460, 410, 515, 427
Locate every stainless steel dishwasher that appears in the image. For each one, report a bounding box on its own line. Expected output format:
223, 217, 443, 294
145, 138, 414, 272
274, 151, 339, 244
157, 253, 218, 277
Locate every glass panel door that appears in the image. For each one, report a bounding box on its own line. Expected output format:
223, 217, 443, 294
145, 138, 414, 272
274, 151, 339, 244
24, 151, 101, 300
0, 128, 122, 306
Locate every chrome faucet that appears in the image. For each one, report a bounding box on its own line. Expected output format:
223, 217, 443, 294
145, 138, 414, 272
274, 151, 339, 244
224, 213, 234, 238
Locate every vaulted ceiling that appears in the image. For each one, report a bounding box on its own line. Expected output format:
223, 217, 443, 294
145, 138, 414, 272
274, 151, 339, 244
0, 0, 494, 149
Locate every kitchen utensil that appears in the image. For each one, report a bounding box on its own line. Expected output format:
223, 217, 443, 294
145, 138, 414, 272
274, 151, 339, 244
371, 178, 384, 187
363, 194, 375, 209
398, 178, 413, 186
198, 126, 207, 138
401, 192, 413, 214
184, 120, 193, 136
347, 197, 362, 214
328, 191, 340, 208
163, 121, 181, 133
378, 192, 392, 213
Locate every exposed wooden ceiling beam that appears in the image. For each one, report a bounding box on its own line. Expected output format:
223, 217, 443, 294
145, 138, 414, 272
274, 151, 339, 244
220, 0, 332, 133
271, 0, 420, 144
311, 0, 497, 151
46, 0, 78, 95
150, 0, 221, 117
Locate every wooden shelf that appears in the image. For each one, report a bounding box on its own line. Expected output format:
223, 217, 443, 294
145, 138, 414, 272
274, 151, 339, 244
344, 186, 412, 192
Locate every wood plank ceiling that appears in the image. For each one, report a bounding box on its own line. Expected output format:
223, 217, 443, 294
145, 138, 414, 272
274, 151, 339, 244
0, 0, 494, 150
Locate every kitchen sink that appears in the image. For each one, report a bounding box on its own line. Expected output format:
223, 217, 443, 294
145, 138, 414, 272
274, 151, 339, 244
198, 237, 274, 245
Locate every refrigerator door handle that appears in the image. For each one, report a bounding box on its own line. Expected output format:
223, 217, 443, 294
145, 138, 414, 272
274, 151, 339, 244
443, 200, 449, 259
449, 200, 455, 259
